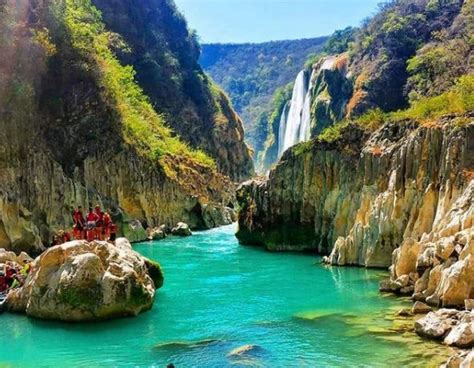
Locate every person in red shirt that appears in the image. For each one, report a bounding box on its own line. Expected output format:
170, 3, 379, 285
95, 205, 104, 240
86, 207, 99, 241
72, 206, 85, 240
103, 210, 112, 240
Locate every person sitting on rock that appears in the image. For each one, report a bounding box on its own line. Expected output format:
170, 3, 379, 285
58, 230, 71, 244
51, 235, 61, 247
86, 207, 99, 241
20, 261, 31, 278
5, 262, 19, 289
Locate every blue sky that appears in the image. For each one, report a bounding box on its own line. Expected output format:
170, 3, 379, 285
173, 0, 382, 44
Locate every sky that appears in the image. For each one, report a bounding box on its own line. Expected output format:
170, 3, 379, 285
173, 0, 382, 44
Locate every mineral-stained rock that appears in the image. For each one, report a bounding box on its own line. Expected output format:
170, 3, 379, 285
412, 301, 432, 315
6, 239, 161, 322
171, 223, 192, 237
430, 255, 474, 307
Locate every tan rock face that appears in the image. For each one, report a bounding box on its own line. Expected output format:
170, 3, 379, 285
415, 309, 474, 349
237, 120, 474, 269
6, 239, 160, 322
383, 182, 474, 307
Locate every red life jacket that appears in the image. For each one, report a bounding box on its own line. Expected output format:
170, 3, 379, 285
103, 214, 112, 227
87, 212, 98, 222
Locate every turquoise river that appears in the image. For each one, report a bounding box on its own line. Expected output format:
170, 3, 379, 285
1, 224, 451, 367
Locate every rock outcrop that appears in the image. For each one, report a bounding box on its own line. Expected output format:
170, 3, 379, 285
381, 180, 474, 307
171, 222, 192, 237
238, 119, 474, 268
7, 239, 162, 322
443, 349, 474, 368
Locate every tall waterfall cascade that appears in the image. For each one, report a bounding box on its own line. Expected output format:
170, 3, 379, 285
277, 58, 337, 158
277, 69, 316, 158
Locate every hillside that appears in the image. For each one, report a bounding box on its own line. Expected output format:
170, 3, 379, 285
258, 0, 473, 170
200, 37, 328, 156
0, 0, 252, 253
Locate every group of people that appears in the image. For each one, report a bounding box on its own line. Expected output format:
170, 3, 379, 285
0, 261, 32, 295
50, 205, 118, 247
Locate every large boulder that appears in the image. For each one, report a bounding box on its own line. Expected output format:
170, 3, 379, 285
6, 238, 161, 322
444, 321, 474, 348
171, 222, 192, 237
415, 309, 457, 339
201, 204, 236, 229
147, 227, 166, 241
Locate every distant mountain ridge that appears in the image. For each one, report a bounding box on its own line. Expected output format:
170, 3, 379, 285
200, 37, 328, 156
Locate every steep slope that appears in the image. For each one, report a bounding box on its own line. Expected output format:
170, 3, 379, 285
200, 37, 328, 156
92, 0, 253, 182
0, 0, 247, 254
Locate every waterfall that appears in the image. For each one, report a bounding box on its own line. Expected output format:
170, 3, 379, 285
277, 101, 290, 158
281, 70, 308, 154
299, 68, 316, 142
278, 69, 312, 158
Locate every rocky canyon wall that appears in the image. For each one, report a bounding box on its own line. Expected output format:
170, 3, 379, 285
237, 117, 474, 269
0, 0, 243, 254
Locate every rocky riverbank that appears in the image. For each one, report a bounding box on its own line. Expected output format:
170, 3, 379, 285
5, 238, 163, 322
237, 118, 474, 366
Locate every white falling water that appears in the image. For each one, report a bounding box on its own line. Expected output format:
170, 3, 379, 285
278, 69, 312, 158
299, 68, 317, 142
277, 101, 289, 158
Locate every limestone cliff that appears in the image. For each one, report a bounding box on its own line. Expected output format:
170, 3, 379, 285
380, 181, 474, 308
237, 117, 474, 269
0, 0, 249, 254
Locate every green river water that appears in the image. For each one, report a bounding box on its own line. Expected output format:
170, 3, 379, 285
0, 224, 450, 367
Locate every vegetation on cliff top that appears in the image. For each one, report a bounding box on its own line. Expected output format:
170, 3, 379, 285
349, 0, 470, 114
317, 74, 474, 145
270, 0, 474, 159
60, 0, 215, 170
